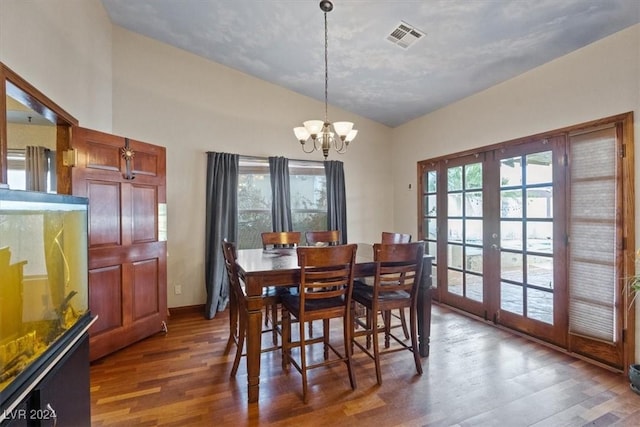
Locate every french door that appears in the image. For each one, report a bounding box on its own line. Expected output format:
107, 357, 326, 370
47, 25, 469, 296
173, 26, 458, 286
419, 114, 633, 369
491, 137, 567, 345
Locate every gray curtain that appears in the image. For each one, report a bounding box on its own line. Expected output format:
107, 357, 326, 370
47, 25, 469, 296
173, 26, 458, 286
25, 146, 49, 192
269, 156, 293, 232
324, 160, 347, 244
205, 152, 238, 319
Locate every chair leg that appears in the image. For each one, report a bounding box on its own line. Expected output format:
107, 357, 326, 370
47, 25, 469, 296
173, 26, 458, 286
308, 320, 314, 338
409, 307, 423, 376
323, 319, 330, 360
224, 290, 238, 355
372, 309, 382, 385
383, 310, 392, 349
343, 312, 357, 390
281, 308, 291, 370
398, 308, 410, 340
271, 304, 278, 346
300, 322, 309, 403
230, 306, 246, 377
365, 307, 372, 349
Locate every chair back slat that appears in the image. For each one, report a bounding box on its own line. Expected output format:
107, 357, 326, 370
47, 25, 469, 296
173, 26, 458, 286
261, 231, 301, 249
381, 231, 412, 244
297, 244, 357, 308
305, 230, 340, 246
373, 242, 424, 299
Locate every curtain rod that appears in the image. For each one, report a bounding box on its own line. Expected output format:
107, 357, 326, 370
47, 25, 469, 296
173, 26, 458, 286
204, 152, 337, 165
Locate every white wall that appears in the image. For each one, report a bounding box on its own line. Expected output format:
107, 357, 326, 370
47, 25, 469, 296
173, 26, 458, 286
110, 27, 393, 308
392, 24, 640, 359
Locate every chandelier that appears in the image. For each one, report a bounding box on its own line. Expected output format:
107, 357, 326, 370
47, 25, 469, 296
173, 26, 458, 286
293, 0, 358, 159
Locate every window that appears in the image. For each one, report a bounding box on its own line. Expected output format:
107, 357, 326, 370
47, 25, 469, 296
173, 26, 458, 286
289, 159, 327, 233
238, 158, 272, 249
7, 148, 27, 190
237, 157, 327, 249
7, 148, 56, 193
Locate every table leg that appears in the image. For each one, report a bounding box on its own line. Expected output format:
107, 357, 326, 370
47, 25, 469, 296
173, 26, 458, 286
245, 291, 263, 403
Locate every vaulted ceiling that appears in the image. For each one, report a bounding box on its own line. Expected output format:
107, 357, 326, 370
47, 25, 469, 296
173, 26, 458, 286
101, 0, 640, 127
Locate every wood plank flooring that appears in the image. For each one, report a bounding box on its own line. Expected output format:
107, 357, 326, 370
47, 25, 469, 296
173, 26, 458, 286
90, 304, 640, 426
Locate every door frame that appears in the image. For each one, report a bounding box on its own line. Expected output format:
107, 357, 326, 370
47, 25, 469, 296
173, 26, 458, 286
417, 112, 635, 371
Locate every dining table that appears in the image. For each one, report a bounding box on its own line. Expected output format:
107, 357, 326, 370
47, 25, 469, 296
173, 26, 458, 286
235, 242, 434, 403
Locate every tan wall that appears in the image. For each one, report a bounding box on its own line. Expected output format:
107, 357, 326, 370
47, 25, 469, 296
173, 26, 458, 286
392, 23, 640, 359
0, 0, 113, 131
110, 27, 394, 308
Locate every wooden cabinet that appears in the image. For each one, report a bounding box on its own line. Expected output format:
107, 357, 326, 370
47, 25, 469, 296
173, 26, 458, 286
1, 334, 90, 427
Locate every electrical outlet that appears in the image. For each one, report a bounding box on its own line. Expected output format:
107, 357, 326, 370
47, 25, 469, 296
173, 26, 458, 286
174, 284, 182, 295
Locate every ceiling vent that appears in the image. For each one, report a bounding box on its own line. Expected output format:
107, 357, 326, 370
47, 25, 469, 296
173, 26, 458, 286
386, 21, 425, 49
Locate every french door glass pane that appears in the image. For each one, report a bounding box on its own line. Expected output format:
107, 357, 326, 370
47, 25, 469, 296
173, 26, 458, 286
501, 251, 523, 283
501, 282, 523, 315
501, 221, 522, 250
466, 247, 483, 273
427, 241, 437, 257
448, 194, 462, 216
526, 152, 553, 184
465, 219, 483, 243
448, 270, 463, 295
426, 170, 437, 192
527, 255, 553, 288
448, 166, 463, 191
527, 288, 553, 324
526, 222, 552, 253
426, 194, 437, 215
526, 187, 553, 218
427, 219, 437, 240
448, 219, 463, 243
501, 158, 523, 186
465, 163, 482, 189
501, 189, 523, 217
465, 191, 482, 216
448, 244, 463, 269
466, 273, 483, 301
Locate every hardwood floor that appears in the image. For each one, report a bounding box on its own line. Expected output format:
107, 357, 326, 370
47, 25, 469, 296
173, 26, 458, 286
90, 304, 640, 426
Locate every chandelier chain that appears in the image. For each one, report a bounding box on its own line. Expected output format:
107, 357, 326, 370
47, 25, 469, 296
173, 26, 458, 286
324, 10, 329, 124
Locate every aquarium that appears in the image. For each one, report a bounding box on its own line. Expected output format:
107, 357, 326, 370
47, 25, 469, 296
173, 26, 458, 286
0, 189, 89, 396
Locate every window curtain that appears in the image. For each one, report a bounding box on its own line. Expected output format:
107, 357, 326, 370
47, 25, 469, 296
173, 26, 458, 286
25, 146, 49, 192
324, 160, 347, 243
269, 156, 293, 232
204, 152, 239, 319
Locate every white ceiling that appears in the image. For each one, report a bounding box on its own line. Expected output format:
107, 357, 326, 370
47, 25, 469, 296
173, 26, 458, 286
100, 0, 640, 128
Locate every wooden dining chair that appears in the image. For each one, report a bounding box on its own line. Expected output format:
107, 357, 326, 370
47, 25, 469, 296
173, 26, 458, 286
261, 231, 302, 249
351, 241, 425, 385
302, 230, 341, 337
381, 232, 412, 339
305, 230, 340, 246
260, 231, 302, 342
222, 239, 281, 376
280, 244, 358, 403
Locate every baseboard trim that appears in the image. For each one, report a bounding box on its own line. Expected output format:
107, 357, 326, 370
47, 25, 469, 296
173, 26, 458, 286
169, 304, 205, 317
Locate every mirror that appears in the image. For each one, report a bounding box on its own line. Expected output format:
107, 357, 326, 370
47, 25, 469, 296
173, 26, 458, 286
0, 62, 77, 194
6, 93, 57, 192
